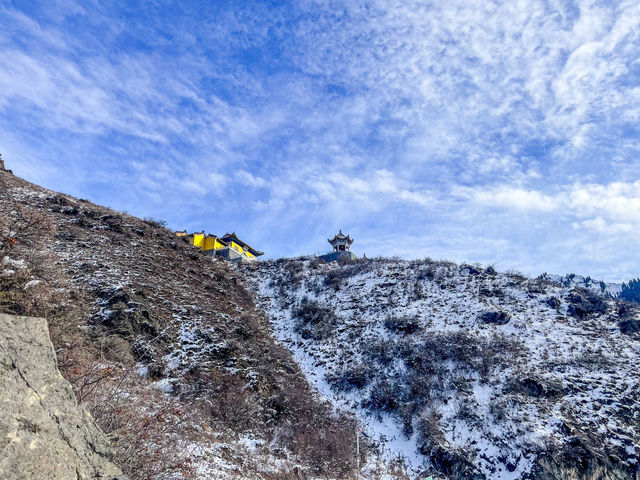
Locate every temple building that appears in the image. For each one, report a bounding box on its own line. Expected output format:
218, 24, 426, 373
176, 230, 263, 263
320, 230, 358, 262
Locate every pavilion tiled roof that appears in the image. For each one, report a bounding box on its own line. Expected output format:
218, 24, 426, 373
328, 230, 353, 245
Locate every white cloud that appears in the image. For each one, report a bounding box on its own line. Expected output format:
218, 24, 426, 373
574, 217, 634, 235
2, 1, 640, 279
568, 182, 640, 224
458, 181, 640, 225
458, 186, 559, 212
303, 169, 435, 211
235, 170, 268, 188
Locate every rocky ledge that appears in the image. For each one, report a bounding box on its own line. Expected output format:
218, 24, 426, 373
0, 313, 125, 479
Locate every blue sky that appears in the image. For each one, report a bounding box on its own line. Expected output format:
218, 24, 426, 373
2, 0, 640, 281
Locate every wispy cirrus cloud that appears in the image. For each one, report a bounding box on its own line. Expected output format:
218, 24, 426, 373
1, 1, 640, 280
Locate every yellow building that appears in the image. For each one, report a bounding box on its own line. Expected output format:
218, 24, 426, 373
177, 230, 263, 263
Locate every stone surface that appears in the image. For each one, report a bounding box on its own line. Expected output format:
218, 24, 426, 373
478, 310, 511, 325
318, 251, 358, 262
0, 314, 125, 480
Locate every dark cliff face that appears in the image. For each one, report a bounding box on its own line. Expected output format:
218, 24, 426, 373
0, 170, 357, 480
245, 257, 640, 480
0, 313, 125, 480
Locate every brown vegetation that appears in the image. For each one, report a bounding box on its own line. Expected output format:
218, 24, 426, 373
0, 170, 358, 479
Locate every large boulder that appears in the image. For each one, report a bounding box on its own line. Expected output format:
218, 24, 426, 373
566, 288, 607, 319
0, 314, 125, 479
620, 319, 640, 334
478, 310, 511, 325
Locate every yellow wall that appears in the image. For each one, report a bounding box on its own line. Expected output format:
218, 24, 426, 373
203, 236, 215, 251
203, 236, 226, 251
192, 233, 205, 248
178, 231, 258, 260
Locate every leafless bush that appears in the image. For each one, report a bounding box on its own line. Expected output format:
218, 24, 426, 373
384, 315, 421, 334
264, 374, 361, 478
234, 312, 263, 340
505, 270, 527, 285
416, 264, 437, 281
415, 409, 444, 454
142, 217, 167, 228
324, 269, 344, 290
65, 355, 197, 480
326, 362, 373, 391
293, 298, 338, 340
366, 378, 406, 413
0, 199, 69, 318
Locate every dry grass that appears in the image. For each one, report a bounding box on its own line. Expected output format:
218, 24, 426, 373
0, 170, 359, 479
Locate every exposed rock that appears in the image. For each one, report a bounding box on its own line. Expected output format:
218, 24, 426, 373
478, 310, 511, 325
462, 264, 481, 275
507, 376, 564, 398
0, 314, 125, 480
619, 319, 640, 334
566, 288, 608, 319
545, 296, 561, 309
92, 286, 160, 339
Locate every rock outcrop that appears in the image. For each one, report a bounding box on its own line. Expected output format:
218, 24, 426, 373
0, 313, 125, 480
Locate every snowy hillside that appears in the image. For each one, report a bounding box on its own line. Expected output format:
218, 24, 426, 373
244, 257, 640, 479
539, 273, 622, 297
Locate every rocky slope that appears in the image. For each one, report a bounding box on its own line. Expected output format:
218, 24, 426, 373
0, 168, 357, 479
244, 257, 640, 480
4, 163, 640, 480
0, 313, 125, 480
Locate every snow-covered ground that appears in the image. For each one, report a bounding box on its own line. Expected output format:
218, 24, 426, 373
244, 257, 640, 479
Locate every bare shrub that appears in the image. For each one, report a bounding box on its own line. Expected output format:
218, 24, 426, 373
65, 355, 197, 480
384, 315, 421, 334
364, 338, 396, 366
324, 269, 344, 290
366, 378, 405, 413
292, 298, 337, 340
142, 217, 168, 228
415, 409, 444, 454
326, 362, 372, 392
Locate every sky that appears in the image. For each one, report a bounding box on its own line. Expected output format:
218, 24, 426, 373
1, 0, 640, 281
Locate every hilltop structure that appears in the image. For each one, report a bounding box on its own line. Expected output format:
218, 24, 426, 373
176, 231, 263, 263
320, 230, 357, 262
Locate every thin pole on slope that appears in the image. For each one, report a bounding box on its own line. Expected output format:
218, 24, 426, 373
356, 427, 360, 480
